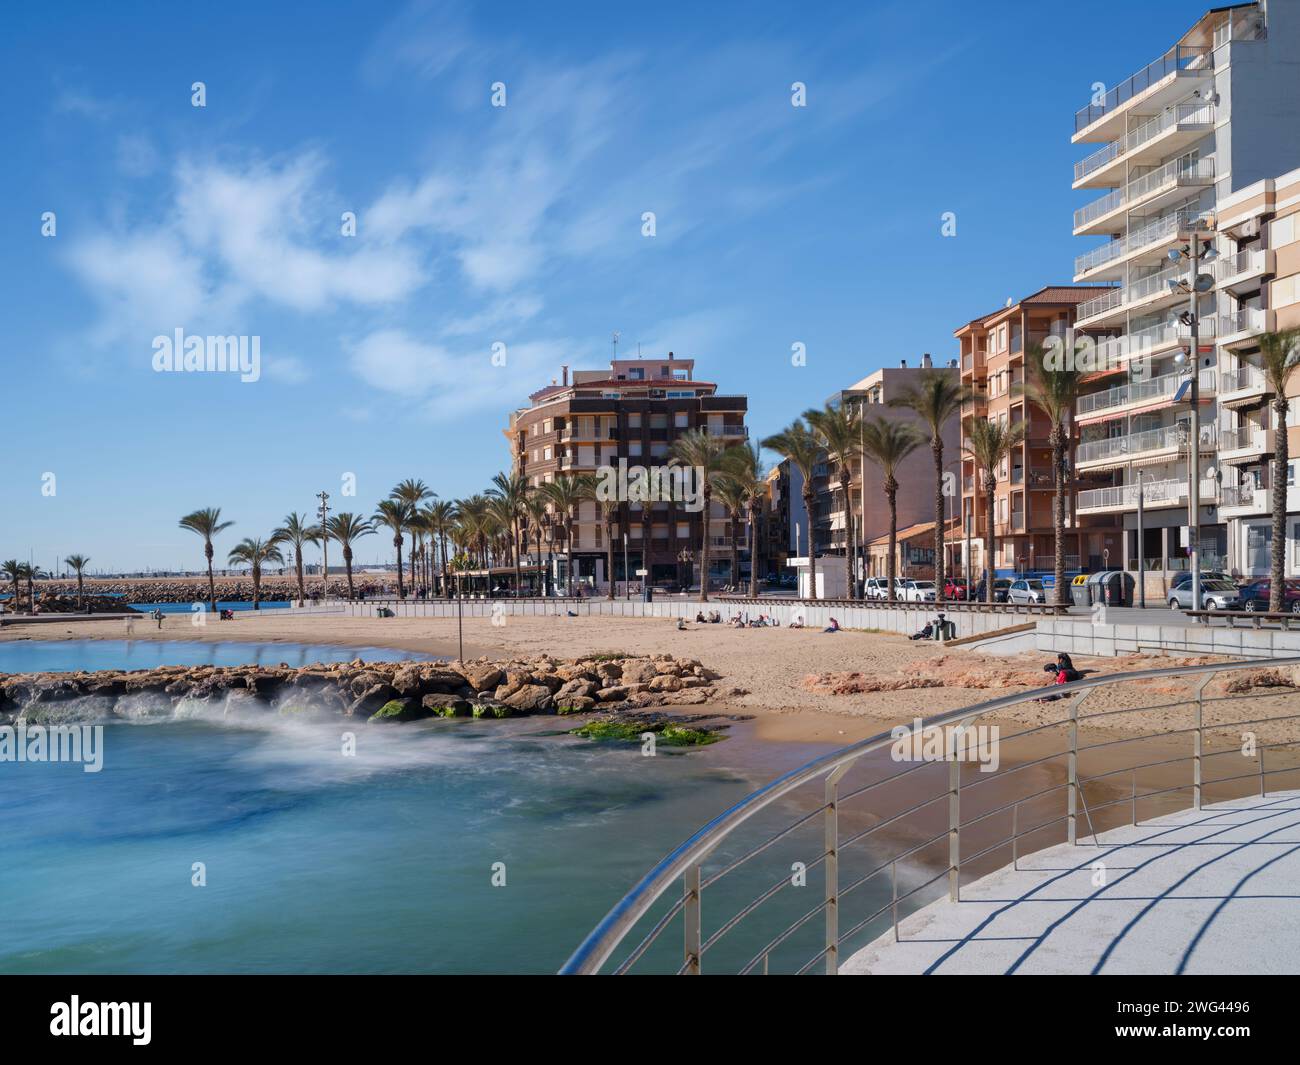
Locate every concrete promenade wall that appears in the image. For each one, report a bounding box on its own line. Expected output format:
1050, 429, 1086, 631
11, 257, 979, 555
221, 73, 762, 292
1036, 618, 1300, 659
289, 596, 1051, 639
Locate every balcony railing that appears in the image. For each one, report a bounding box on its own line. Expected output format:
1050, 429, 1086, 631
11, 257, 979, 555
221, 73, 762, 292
1219, 364, 1265, 395
1091, 318, 1216, 369
1076, 422, 1215, 465
1076, 367, 1216, 417
1219, 426, 1263, 453
1074, 206, 1202, 278
1076, 259, 1187, 322
1218, 308, 1266, 339
1216, 249, 1267, 283
1075, 46, 1212, 133
1074, 99, 1215, 184
1221, 483, 1262, 508
1077, 476, 1218, 511
1074, 154, 1215, 231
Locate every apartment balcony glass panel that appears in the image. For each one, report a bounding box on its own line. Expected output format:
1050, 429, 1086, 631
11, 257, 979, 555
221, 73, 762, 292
1074, 46, 1213, 137
1073, 99, 1215, 186
1075, 422, 1215, 468
1073, 154, 1214, 236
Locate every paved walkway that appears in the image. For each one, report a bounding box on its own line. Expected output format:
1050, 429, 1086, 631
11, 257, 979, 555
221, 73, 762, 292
843, 791, 1300, 974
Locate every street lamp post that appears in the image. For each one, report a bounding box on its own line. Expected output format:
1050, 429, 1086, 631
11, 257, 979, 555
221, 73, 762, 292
1171, 222, 1216, 611
316, 490, 330, 603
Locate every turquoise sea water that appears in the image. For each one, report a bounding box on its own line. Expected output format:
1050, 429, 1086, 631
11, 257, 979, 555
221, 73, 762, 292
0, 641, 899, 973
0, 640, 434, 674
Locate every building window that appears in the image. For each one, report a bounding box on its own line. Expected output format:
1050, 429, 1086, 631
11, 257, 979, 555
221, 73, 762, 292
1272, 213, 1297, 248
674, 412, 688, 427
629, 368, 644, 380
628, 413, 642, 428
1274, 273, 1300, 309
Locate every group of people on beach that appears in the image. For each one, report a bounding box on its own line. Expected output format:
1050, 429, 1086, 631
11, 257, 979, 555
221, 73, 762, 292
674, 612, 841, 632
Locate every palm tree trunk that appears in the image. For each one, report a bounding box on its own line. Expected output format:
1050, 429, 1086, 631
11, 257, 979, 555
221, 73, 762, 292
699, 489, 711, 603
395, 537, 405, 598
606, 522, 615, 600
803, 488, 818, 600
408, 533, 417, 594
345, 547, 355, 600
985, 480, 996, 605
1272, 397, 1289, 611
933, 440, 946, 603
748, 501, 759, 597
886, 482, 898, 603
730, 509, 740, 591
295, 556, 305, 607
840, 475, 855, 600
566, 521, 575, 596
252, 566, 261, 610
205, 543, 216, 614
514, 521, 523, 598
1053, 426, 1067, 607
76, 573, 84, 609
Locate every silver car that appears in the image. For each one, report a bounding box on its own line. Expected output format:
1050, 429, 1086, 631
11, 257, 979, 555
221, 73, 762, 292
901, 580, 937, 603
1168, 578, 1241, 611
1007, 578, 1047, 604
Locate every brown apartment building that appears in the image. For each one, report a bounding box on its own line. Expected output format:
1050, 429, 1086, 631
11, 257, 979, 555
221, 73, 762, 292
505, 354, 748, 591
954, 286, 1119, 581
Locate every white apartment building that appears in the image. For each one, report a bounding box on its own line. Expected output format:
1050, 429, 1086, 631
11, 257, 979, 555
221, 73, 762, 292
1070, 0, 1300, 580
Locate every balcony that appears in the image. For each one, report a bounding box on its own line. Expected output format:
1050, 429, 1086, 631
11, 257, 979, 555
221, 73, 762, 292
1075, 422, 1215, 471
1075, 259, 1191, 328
1076, 367, 1216, 420
1074, 154, 1214, 237
1216, 248, 1272, 293
1218, 425, 1273, 462
1218, 308, 1269, 349
710, 425, 749, 439
1074, 206, 1203, 282
1073, 99, 1215, 189
1220, 484, 1267, 513
1090, 318, 1215, 370
1077, 476, 1219, 514
1074, 45, 1213, 141
1218, 363, 1267, 406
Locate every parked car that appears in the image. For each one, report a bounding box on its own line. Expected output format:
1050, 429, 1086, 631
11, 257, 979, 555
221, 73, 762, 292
1236, 579, 1300, 613
1168, 578, 1242, 611
864, 577, 903, 600
943, 578, 970, 600
1007, 578, 1047, 604
1170, 571, 1233, 591
901, 580, 937, 603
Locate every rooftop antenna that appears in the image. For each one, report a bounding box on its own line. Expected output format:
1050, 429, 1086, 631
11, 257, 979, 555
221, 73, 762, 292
611, 330, 621, 358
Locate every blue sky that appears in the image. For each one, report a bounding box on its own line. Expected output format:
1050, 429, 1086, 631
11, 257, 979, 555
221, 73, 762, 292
0, 0, 1204, 573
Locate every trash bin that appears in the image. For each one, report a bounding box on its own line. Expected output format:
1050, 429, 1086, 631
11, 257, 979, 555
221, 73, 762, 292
1085, 571, 1109, 606
642, 583, 654, 603
1070, 574, 1091, 608
1100, 570, 1135, 607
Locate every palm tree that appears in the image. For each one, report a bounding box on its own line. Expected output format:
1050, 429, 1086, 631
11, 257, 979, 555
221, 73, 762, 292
597, 497, 621, 599
762, 421, 822, 599
373, 499, 414, 598
712, 474, 747, 592
65, 554, 91, 609
861, 418, 922, 602
1260, 328, 1300, 611
964, 419, 1026, 604
272, 513, 321, 606
325, 512, 375, 600
1018, 343, 1084, 606
2, 560, 22, 613
805, 402, 864, 598
391, 479, 434, 593
522, 490, 550, 596
179, 507, 235, 613
540, 474, 595, 596
226, 537, 284, 609
718, 443, 767, 597
424, 499, 457, 597
889, 369, 968, 602
23, 564, 43, 611
490, 470, 529, 597
670, 428, 733, 602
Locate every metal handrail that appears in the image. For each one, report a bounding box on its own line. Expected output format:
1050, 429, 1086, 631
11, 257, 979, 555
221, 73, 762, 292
560, 656, 1300, 974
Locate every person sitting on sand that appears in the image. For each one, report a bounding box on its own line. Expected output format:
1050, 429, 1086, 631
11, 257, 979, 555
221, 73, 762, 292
789, 616, 805, 629
696, 611, 707, 623
822, 617, 840, 633
676, 617, 689, 631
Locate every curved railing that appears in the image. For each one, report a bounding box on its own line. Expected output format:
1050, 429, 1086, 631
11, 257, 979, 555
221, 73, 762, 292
560, 656, 1300, 974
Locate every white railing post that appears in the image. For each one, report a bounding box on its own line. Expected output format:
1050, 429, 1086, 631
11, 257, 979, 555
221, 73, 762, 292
683, 866, 701, 975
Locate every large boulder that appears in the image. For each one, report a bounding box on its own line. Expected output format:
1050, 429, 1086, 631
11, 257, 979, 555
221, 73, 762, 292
502, 684, 553, 712
648, 674, 684, 692
422, 693, 471, 717
462, 663, 504, 692
368, 697, 424, 723
620, 659, 658, 685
